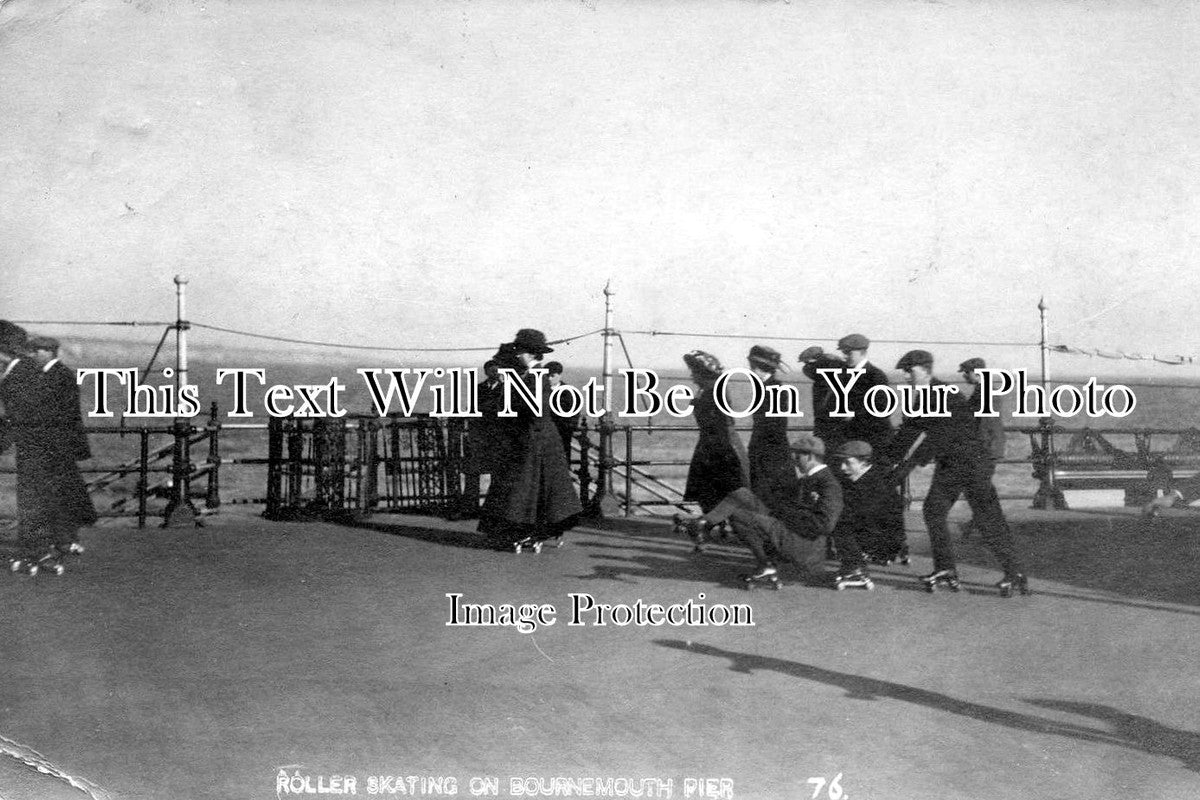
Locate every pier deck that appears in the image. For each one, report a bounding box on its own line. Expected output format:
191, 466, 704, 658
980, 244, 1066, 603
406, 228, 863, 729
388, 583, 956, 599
0, 505, 1197, 800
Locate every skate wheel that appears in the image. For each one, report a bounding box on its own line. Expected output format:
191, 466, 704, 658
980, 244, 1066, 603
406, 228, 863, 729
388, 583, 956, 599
864, 581, 875, 591
835, 583, 845, 591
27, 564, 38, 577
9, 560, 21, 573
531, 542, 543, 554
771, 581, 781, 590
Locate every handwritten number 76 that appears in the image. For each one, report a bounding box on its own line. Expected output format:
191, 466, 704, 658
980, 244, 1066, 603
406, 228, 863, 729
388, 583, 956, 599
806, 773, 844, 800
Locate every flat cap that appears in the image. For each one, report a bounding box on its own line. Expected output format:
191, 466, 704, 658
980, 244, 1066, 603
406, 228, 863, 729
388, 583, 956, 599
790, 434, 825, 456
832, 440, 873, 459
797, 345, 825, 362
837, 333, 870, 352
748, 344, 787, 372
895, 349, 934, 371
959, 357, 987, 373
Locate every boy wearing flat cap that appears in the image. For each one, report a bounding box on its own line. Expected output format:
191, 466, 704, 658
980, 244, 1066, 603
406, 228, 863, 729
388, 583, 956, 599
829, 440, 907, 587
676, 433, 842, 587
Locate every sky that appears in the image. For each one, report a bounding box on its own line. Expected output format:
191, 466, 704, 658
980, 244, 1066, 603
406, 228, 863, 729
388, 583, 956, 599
2, 0, 1200, 380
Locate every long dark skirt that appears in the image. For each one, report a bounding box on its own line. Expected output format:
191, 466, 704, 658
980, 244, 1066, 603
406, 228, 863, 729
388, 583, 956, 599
478, 419, 582, 547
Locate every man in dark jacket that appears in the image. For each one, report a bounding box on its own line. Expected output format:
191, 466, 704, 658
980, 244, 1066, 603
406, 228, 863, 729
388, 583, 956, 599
800, 334, 893, 456
892, 349, 1027, 596
834, 333, 894, 456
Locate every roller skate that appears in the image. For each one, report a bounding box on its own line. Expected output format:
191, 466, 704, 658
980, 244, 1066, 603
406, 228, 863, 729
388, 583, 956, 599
741, 564, 781, 590
10, 552, 64, 577
920, 569, 960, 593
512, 537, 542, 554
672, 514, 712, 553
897, 545, 910, 566
996, 573, 1030, 598
833, 569, 875, 591
56, 541, 85, 557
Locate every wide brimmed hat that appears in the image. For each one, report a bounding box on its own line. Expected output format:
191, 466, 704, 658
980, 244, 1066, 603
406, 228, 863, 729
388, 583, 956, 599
683, 350, 724, 378
510, 328, 554, 355
748, 345, 787, 373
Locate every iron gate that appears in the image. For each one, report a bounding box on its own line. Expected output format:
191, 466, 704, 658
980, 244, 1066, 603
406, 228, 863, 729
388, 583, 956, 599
263, 415, 466, 521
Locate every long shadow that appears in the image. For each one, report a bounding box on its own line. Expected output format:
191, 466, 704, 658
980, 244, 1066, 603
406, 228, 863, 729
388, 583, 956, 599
351, 519, 494, 550
656, 640, 1200, 772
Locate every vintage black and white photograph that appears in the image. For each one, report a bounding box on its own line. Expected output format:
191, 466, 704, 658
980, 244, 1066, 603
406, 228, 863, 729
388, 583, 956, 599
1, 1, 1198, 798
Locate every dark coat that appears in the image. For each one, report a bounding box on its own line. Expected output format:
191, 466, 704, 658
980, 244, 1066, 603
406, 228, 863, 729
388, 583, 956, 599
801, 354, 845, 448
684, 386, 749, 513
468, 378, 507, 474
840, 361, 894, 454
1, 359, 96, 537
756, 463, 842, 539
890, 378, 986, 468
550, 382, 581, 458
833, 465, 905, 559
478, 369, 582, 542
748, 375, 792, 502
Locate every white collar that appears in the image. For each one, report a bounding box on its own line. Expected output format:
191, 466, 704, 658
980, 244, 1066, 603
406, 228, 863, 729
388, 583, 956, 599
2, 358, 19, 379
42, 358, 60, 373
803, 462, 828, 477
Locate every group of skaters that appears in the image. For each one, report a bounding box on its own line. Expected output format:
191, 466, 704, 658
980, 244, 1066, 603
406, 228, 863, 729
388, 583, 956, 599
0, 320, 96, 576
462, 328, 1029, 596
672, 334, 1030, 596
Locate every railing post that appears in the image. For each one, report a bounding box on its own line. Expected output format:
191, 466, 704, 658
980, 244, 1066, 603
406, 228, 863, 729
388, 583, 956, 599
137, 428, 150, 528
265, 415, 283, 519
586, 280, 615, 518
364, 419, 380, 514
287, 418, 304, 510
624, 424, 633, 517
1033, 298, 1066, 510
577, 417, 592, 507
205, 401, 221, 510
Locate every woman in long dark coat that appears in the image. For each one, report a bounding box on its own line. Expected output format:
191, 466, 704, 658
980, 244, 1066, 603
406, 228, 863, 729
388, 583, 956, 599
478, 330, 582, 550
3, 335, 96, 573
682, 351, 749, 513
